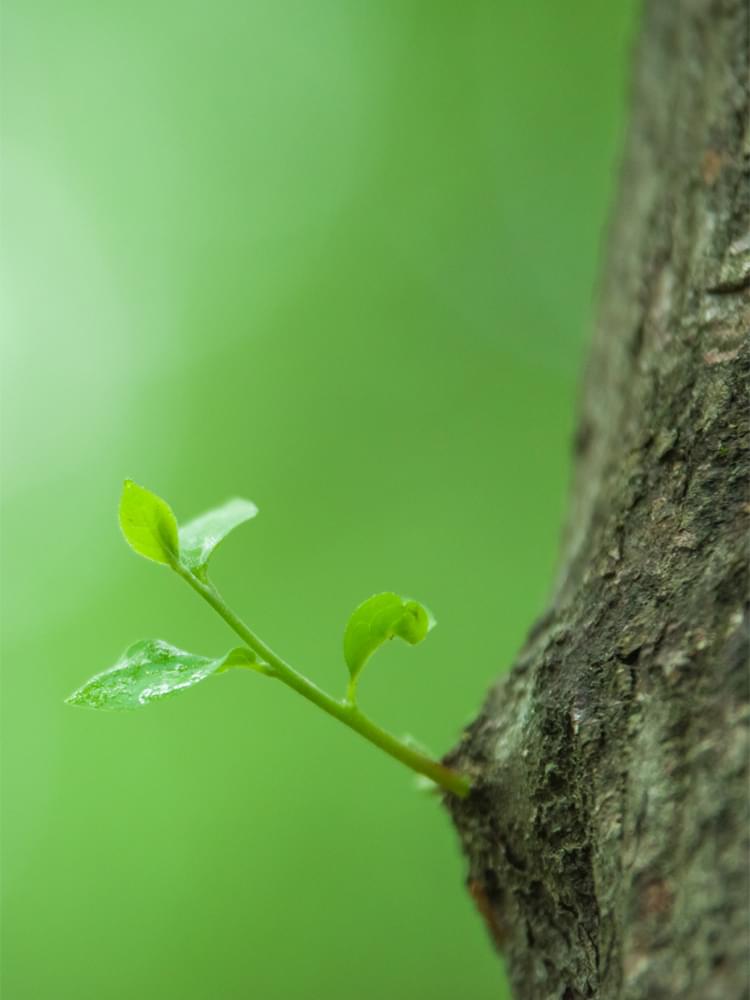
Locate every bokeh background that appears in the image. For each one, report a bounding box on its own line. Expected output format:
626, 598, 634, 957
2, 3, 635, 998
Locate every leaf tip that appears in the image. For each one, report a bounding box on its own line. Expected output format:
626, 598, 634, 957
64, 685, 91, 709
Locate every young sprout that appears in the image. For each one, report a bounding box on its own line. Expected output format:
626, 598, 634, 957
67, 481, 471, 798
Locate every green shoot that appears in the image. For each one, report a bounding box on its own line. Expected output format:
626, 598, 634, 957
66, 480, 471, 798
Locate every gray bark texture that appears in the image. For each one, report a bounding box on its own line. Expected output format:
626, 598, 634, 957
444, 2, 750, 998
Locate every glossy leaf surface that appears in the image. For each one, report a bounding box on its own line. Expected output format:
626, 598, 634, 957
66, 639, 263, 710
179, 498, 258, 576
119, 480, 179, 566
343, 592, 433, 688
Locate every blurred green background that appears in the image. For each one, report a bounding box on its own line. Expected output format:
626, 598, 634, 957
1, 3, 635, 998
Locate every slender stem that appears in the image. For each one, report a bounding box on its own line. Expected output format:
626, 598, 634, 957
345, 678, 358, 705
174, 563, 470, 798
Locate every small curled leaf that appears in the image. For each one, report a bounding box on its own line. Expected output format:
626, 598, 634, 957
66, 639, 267, 711
179, 498, 258, 577
343, 592, 434, 696
119, 480, 179, 566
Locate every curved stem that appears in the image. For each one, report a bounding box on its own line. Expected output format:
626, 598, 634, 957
174, 563, 470, 798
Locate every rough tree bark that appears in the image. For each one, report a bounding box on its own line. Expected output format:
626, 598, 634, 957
444, 2, 749, 998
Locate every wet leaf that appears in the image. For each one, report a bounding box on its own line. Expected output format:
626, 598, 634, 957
179, 498, 258, 577
66, 639, 265, 710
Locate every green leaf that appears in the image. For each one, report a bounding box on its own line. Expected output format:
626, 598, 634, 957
66, 639, 266, 711
119, 480, 179, 566
343, 592, 434, 693
179, 498, 258, 577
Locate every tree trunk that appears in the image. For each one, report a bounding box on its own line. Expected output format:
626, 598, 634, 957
444, 2, 749, 998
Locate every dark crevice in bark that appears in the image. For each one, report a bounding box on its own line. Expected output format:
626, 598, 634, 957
443, 2, 749, 998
